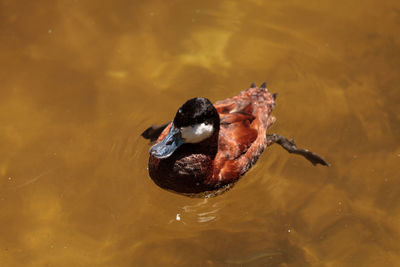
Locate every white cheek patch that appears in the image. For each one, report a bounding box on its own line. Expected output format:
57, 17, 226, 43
181, 123, 214, 143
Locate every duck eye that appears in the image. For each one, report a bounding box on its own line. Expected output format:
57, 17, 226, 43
166, 140, 173, 145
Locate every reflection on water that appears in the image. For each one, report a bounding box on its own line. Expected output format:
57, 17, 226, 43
167, 199, 220, 224
181, 199, 220, 223
1, 0, 400, 266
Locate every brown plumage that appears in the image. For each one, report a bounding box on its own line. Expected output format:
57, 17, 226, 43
212, 87, 276, 182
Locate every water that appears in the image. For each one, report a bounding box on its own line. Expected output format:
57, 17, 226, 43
1, 0, 399, 266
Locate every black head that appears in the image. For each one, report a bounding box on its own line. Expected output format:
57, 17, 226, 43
173, 97, 219, 128
149, 97, 220, 159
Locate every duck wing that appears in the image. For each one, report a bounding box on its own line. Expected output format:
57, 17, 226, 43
218, 112, 257, 159
212, 88, 276, 183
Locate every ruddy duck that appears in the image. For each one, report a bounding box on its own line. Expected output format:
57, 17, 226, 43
142, 82, 328, 196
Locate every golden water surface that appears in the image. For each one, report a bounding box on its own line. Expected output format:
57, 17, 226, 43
1, 0, 400, 266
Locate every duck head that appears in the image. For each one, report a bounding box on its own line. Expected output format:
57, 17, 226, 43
150, 97, 220, 159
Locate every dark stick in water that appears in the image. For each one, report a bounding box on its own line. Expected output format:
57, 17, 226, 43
266, 134, 329, 166
141, 122, 170, 143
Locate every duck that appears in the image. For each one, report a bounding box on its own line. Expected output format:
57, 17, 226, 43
142, 82, 328, 197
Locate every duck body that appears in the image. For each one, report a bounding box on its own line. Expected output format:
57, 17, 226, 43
148, 85, 276, 195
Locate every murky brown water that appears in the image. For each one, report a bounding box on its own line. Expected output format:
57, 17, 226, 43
1, 0, 400, 266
